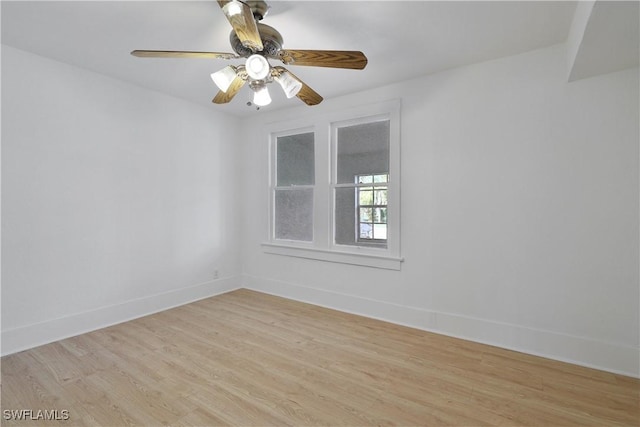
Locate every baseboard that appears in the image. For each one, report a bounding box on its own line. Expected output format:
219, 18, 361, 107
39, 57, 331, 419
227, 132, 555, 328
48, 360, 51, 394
4, 274, 638, 378
1, 276, 241, 356
243, 274, 640, 378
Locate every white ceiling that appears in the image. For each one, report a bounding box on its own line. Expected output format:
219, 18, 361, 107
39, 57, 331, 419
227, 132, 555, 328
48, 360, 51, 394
2, 1, 579, 117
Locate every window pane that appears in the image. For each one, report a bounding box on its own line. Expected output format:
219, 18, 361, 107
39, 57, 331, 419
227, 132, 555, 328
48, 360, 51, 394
373, 174, 388, 183
274, 189, 313, 241
373, 224, 387, 240
374, 189, 387, 205
360, 207, 372, 222
336, 120, 390, 184
373, 207, 387, 223
277, 132, 314, 186
359, 189, 373, 205
360, 223, 372, 239
358, 175, 373, 184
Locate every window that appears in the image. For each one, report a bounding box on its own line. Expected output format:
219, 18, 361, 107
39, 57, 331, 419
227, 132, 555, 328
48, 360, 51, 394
265, 100, 401, 270
273, 131, 314, 242
334, 118, 390, 249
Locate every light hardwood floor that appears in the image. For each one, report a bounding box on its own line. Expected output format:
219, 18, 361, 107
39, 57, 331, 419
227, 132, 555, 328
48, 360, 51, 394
2, 289, 638, 426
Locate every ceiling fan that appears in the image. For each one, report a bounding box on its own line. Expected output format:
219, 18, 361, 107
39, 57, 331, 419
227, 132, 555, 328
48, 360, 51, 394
131, 0, 368, 108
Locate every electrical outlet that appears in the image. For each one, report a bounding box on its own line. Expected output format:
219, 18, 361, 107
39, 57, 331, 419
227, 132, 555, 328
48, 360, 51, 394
213, 269, 220, 280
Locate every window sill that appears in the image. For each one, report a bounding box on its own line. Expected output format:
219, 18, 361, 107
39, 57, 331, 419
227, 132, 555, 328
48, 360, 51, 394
261, 242, 403, 270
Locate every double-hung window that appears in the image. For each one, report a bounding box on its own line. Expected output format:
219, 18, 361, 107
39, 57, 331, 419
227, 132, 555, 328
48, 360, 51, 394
273, 131, 315, 242
334, 118, 390, 249
265, 100, 401, 270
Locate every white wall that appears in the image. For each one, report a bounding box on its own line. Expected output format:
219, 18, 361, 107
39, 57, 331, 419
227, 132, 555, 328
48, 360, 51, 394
1, 46, 242, 354
240, 44, 640, 376
2, 41, 638, 377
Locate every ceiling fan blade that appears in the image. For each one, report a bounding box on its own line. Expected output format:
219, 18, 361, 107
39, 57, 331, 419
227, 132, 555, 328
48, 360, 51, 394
277, 67, 323, 106
131, 50, 239, 59
218, 0, 263, 52
212, 75, 246, 104
277, 50, 368, 70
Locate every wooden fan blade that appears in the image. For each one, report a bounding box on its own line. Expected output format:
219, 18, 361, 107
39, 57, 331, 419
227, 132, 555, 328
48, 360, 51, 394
131, 50, 239, 59
297, 84, 323, 106
218, 0, 263, 52
276, 67, 323, 106
212, 75, 246, 104
277, 50, 368, 70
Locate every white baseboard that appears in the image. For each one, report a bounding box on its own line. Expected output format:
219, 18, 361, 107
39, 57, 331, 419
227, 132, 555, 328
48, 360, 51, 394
4, 274, 637, 378
243, 274, 640, 378
1, 276, 241, 356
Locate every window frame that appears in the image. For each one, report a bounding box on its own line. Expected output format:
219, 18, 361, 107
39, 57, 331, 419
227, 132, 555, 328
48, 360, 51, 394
268, 126, 317, 246
330, 114, 397, 256
264, 100, 402, 270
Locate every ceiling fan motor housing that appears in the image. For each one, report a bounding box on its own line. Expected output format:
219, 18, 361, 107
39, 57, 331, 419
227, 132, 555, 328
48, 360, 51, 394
244, 0, 270, 21
230, 23, 283, 57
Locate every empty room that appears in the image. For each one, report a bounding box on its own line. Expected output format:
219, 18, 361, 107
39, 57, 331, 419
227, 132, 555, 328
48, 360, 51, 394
1, 0, 639, 425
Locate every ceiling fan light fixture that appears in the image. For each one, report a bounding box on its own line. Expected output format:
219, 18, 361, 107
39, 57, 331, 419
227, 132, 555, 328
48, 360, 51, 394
211, 65, 237, 92
251, 82, 272, 106
222, 0, 243, 17
245, 54, 270, 80
275, 70, 303, 98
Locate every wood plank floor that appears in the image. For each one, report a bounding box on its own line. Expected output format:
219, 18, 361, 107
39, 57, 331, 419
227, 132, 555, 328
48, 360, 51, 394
2, 289, 638, 426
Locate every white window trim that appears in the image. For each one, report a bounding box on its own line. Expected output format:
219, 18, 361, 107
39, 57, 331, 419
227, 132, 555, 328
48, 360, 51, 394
262, 242, 403, 270
263, 99, 403, 270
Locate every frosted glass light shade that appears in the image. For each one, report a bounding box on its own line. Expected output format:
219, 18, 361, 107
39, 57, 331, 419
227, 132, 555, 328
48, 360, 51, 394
245, 54, 270, 80
275, 71, 303, 98
222, 0, 243, 17
253, 85, 272, 106
211, 66, 237, 92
